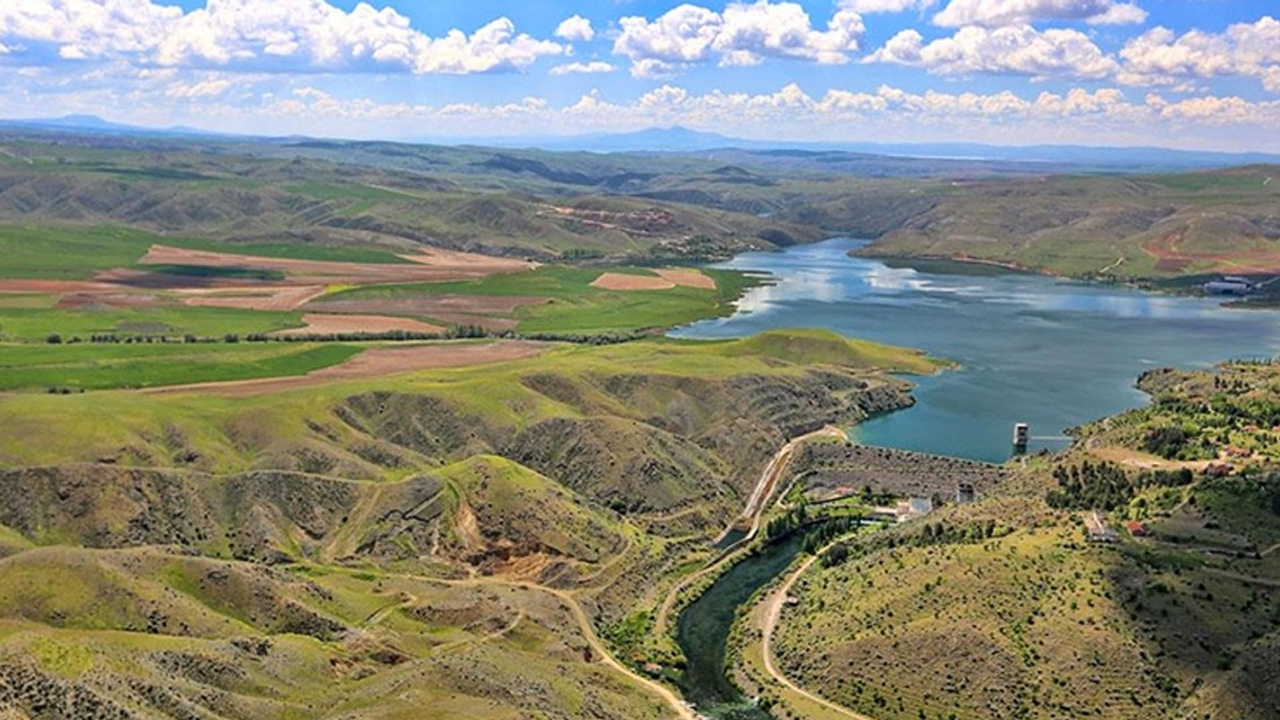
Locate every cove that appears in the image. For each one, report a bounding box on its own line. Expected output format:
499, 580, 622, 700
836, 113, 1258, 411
675, 238, 1280, 463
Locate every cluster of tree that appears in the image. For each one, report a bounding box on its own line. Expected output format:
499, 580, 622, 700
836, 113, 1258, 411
1143, 424, 1190, 459
820, 519, 1002, 569
37, 327, 653, 348
802, 515, 860, 555
1046, 461, 1196, 511
1046, 461, 1135, 511
765, 503, 809, 540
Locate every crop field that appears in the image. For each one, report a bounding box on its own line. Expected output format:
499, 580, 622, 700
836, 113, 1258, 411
0, 342, 360, 391
0, 224, 412, 280
0, 304, 303, 341
318, 265, 760, 333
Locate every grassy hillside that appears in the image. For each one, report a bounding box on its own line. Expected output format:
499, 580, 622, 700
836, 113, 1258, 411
739, 359, 1280, 720
0, 330, 934, 718
851, 167, 1280, 279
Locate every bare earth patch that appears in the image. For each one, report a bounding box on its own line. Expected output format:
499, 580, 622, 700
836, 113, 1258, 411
653, 268, 717, 290
180, 285, 328, 312
590, 273, 676, 291
138, 244, 534, 285
0, 280, 120, 294
272, 313, 445, 337
142, 340, 547, 397
55, 292, 168, 310
304, 295, 548, 331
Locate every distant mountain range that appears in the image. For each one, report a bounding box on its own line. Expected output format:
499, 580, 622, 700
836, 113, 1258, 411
3, 115, 1278, 171
0, 114, 221, 137
503, 126, 1280, 170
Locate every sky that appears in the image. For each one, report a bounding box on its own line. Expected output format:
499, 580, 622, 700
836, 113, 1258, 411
1, 0, 1279, 150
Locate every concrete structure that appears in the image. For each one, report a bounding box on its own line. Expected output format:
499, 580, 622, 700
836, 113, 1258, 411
1086, 511, 1119, 543
956, 482, 976, 503
896, 496, 934, 522
1012, 423, 1029, 452
1204, 276, 1254, 296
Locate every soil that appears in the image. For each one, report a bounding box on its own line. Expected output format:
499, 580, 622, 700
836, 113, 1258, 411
180, 285, 328, 311
590, 273, 676, 291
272, 313, 445, 337
139, 245, 534, 285
653, 268, 717, 290
304, 295, 548, 331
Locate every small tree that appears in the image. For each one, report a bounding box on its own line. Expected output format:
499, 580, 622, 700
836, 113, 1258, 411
45, 333, 62, 344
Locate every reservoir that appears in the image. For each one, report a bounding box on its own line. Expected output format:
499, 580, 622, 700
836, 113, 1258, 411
676, 238, 1280, 463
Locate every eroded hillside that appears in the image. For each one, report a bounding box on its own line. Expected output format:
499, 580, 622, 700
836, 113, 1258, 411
0, 330, 936, 719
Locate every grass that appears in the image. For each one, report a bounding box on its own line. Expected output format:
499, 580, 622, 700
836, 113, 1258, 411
0, 223, 411, 281
0, 342, 360, 391
0, 305, 303, 341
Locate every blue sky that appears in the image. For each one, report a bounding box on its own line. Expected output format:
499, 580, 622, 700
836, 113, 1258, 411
1, 0, 1278, 150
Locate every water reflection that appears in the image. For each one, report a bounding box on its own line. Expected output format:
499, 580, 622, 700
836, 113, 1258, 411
677, 238, 1280, 462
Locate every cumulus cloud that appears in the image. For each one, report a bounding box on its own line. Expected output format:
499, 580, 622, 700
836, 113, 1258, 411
613, 1, 865, 78
0, 0, 563, 74
1118, 16, 1280, 91
840, 0, 934, 14
867, 25, 1118, 80
932, 0, 1147, 28
549, 60, 615, 75
554, 15, 594, 43
249, 81, 1280, 148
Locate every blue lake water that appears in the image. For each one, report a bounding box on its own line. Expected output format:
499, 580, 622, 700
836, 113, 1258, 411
675, 238, 1280, 463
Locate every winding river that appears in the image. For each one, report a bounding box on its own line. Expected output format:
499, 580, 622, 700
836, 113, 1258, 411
669, 238, 1280, 717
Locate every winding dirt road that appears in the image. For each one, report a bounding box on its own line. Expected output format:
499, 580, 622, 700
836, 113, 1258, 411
423, 575, 698, 720
655, 426, 846, 640
759, 547, 874, 720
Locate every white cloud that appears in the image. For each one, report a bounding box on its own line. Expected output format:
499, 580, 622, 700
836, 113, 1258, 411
613, 1, 865, 78
932, 0, 1147, 28
0, 0, 563, 75
840, 0, 934, 14
245, 82, 1280, 151
164, 78, 232, 99
549, 60, 615, 75
555, 15, 594, 43
867, 25, 1118, 80
1118, 17, 1280, 91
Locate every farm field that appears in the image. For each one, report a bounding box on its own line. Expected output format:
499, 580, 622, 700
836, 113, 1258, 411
0, 342, 360, 391
317, 265, 756, 333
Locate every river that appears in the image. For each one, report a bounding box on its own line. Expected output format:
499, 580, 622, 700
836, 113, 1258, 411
676, 532, 807, 720
675, 238, 1280, 463
669, 238, 1280, 718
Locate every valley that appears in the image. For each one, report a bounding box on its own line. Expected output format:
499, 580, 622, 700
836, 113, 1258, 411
2, 128, 1280, 720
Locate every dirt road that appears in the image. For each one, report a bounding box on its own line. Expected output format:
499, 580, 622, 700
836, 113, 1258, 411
759, 544, 875, 720
654, 426, 846, 639
421, 574, 698, 720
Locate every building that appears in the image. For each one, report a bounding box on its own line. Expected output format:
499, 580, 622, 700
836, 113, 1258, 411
896, 496, 934, 522
1126, 521, 1151, 537
1204, 277, 1254, 296
956, 482, 976, 504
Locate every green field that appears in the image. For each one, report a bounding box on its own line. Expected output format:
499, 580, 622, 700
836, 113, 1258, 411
0, 342, 360, 391
0, 304, 304, 341
0, 223, 411, 280
325, 265, 763, 333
